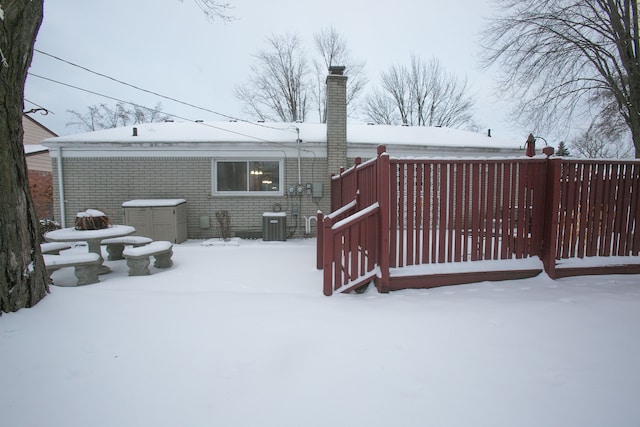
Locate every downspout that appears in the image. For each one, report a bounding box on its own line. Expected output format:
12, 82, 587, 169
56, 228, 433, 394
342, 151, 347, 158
56, 146, 66, 226
296, 127, 302, 184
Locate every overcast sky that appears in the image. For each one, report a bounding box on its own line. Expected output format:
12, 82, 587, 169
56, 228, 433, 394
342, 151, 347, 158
25, 0, 529, 141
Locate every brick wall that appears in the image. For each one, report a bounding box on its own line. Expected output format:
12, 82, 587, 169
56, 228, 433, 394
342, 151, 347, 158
52, 156, 331, 239
28, 170, 53, 219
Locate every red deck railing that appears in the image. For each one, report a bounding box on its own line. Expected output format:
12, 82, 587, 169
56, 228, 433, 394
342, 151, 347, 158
330, 154, 380, 212
319, 146, 640, 295
386, 158, 548, 268
321, 202, 381, 296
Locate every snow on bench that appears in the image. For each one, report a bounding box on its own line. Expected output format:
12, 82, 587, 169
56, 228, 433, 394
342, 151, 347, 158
43, 253, 101, 286
123, 241, 173, 276
40, 242, 72, 255
101, 235, 153, 260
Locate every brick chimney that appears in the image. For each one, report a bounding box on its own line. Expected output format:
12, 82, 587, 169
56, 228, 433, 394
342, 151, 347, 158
326, 65, 347, 175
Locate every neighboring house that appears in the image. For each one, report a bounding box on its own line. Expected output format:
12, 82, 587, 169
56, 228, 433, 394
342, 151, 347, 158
23, 114, 57, 219
44, 68, 526, 239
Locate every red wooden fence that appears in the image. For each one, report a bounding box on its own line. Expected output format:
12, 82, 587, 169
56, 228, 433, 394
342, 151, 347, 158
319, 147, 640, 295
543, 159, 640, 278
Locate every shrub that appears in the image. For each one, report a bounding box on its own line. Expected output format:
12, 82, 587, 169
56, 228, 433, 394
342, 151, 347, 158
38, 218, 60, 243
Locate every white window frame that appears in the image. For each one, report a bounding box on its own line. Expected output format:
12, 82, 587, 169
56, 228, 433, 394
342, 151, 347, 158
212, 159, 284, 196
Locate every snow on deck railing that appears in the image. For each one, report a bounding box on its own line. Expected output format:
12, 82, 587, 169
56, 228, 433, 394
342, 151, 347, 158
326, 199, 357, 220
330, 156, 378, 180
332, 203, 379, 231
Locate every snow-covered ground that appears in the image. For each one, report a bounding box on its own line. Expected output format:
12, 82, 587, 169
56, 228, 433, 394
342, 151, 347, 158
2, 238, 639, 427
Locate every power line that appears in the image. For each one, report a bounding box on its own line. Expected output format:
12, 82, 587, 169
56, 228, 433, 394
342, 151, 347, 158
34, 48, 238, 120
25, 98, 54, 114
33, 48, 290, 133
27, 72, 305, 148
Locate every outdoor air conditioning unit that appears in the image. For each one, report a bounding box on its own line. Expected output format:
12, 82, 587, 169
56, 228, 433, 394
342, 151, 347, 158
262, 212, 286, 241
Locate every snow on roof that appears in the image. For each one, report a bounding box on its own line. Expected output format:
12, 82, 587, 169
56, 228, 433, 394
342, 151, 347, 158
43, 121, 523, 150
24, 144, 49, 155
122, 199, 187, 207
349, 124, 518, 148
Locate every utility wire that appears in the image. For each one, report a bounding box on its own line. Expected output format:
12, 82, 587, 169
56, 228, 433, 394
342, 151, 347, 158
25, 98, 54, 114
33, 48, 292, 133
27, 72, 309, 149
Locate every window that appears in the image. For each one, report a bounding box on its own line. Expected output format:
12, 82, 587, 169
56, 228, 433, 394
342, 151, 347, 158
214, 160, 282, 194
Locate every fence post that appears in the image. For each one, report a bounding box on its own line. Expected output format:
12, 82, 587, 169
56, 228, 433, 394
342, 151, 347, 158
323, 215, 334, 296
316, 211, 324, 270
528, 161, 547, 258
531, 146, 555, 259
353, 157, 362, 205
331, 171, 341, 212
542, 158, 561, 278
377, 148, 391, 293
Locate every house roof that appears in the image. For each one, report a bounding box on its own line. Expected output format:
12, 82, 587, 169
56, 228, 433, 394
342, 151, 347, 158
44, 121, 524, 151
24, 144, 49, 155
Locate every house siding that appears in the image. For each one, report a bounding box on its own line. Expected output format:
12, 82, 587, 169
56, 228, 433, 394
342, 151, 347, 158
52, 155, 330, 239
25, 152, 52, 172
22, 115, 57, 146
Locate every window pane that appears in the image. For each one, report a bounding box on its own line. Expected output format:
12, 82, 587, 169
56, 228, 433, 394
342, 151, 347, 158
249, 161, 280, 192
217, 162, 247, 191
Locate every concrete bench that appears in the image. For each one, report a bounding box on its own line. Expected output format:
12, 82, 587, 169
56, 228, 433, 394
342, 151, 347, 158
41, 242, 73, 255
123, 241, 173, 276
43, 253, 101, 286
102, 236, 153, 260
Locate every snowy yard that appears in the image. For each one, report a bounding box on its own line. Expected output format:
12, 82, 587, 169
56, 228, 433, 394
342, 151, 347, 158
2, 238, 639, 427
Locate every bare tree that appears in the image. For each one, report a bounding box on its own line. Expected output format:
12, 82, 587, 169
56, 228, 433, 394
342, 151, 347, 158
132, 103, 169, 124
362, 91, 398, 125
481, 0, 640, 158
570, 120, 634, 158
364, 55, 476, 129
67, 102, 169, 132
312, 27, 368, 122
365, 64, 411, 125
235, 33, 312, 122
0, 0, 49, 313
186, 0, 234, 22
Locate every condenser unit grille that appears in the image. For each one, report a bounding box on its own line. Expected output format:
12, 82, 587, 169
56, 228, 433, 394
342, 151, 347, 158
262, 213, 286, 241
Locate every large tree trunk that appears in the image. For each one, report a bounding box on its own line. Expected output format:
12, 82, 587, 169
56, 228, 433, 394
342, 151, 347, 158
606, 0, 640, 158
629, 111, 640, 159
0, 0, 49, 313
